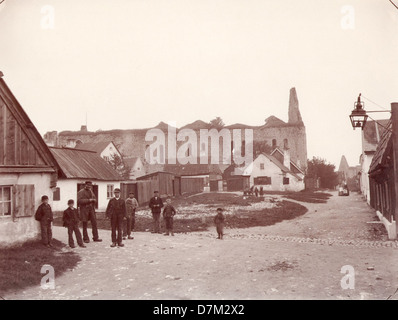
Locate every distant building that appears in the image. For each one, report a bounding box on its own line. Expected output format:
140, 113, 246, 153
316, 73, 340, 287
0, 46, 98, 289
360, 120, 390, 203
78, 141, 122, 162
243, 152, 305, 192
43, 87, 308, 174
0, 72, 59, 245
49, 147, 123, 212
124, 157, 146, 180
337, 155, 360, 191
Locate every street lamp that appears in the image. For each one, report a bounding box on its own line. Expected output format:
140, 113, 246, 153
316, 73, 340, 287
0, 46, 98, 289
349, 94, 368, 130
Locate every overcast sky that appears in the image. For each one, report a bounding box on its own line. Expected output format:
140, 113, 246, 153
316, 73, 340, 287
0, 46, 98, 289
0, 0, 397, 167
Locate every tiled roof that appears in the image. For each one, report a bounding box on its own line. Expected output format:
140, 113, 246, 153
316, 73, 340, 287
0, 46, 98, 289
50, 147, 122, 181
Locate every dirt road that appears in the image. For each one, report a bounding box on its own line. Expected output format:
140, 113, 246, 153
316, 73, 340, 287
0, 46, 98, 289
5, 191, 398, 300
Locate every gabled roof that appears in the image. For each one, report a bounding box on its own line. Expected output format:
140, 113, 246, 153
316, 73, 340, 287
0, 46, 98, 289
362, 119, 390, 153
0, 72, 58, 173
369, 120, 392, 174
246, 152, 303, 181
124, 157, 143, 168
50, 147, 122, 181
163, 163, 223, 176
78, 141, 121, 155
270, 148, 304, 175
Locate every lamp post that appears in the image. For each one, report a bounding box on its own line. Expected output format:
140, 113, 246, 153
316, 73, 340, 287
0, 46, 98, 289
349, 94, 398, 239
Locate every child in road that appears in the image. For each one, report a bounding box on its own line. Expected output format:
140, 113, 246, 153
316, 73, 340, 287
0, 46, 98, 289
162, 197, 176, 236
63, 199, 86, 248
214, 208, 225, 240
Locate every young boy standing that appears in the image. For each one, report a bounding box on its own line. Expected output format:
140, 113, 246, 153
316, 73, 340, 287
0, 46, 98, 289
214, 208, 225, 240
162, 197, 176, 236
124, 191, 138, 240
35, 195, 54, 248
63, 199, 86, 248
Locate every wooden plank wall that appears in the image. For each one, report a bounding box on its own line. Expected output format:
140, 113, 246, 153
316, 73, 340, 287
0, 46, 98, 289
181, 177, 204, 194
0, 99, 45, 166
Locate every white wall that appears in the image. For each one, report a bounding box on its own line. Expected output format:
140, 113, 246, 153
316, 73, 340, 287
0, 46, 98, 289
100, 143, 121, 161
129, 158, 146, 180
0, 172, 53, 246
360, 154, 373, 204
52, 179, 121, 212
244, 154, 304, 192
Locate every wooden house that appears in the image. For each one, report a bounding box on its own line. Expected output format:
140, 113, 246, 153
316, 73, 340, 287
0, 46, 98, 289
368, 120, 396, 239
0, 72, 59, 245
49, 147, 123, 212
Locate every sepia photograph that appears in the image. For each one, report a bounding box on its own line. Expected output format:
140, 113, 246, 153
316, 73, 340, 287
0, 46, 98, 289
0, 0, 398, 307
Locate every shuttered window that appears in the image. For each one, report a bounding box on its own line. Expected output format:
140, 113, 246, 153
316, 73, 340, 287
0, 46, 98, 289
12, 184, 35, 218
0, 186, 12, 216
107, 184, 114, 198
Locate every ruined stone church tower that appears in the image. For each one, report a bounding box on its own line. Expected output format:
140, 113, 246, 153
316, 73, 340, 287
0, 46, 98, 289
44, 87, 307, 171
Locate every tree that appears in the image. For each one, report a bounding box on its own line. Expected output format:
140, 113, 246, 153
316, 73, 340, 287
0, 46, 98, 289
253, 140, 273, 157
106, 153, 131, 180
307, 157, 339, 189
209, 117, 225, 130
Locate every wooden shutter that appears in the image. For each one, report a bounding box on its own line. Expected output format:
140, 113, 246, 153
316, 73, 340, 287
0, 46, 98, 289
12, 185, 35, 218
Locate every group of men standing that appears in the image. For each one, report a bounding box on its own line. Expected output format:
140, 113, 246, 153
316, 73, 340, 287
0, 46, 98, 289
76, 181, 138, 248
75, 181, 173, 248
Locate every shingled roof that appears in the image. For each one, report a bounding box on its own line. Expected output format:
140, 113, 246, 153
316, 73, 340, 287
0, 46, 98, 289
50, 147, 122, 181
363, 119, 390, 153
368, 120, 392, 174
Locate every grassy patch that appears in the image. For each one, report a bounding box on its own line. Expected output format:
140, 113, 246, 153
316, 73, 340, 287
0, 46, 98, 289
54, 199, 307, 233
0, 239, 80, 296
225, 200, 308, 229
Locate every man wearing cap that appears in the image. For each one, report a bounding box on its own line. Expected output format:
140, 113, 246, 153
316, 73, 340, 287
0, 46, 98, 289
106, 188, 126, 247
35, 195, 54, 247
77, 181, 102, 243
149, 191, 163, 233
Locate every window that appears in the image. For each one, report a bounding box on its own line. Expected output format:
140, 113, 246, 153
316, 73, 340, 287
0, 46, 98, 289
260, 163, 265, 170
272, 139, 277, 148
0, 186, 12, 216
284, 139, 288, 149
107, 184, 114, 198
53, 187, 61, 201
254, 176, 271, 185
137, 167, 141, 171
283, 177, 290, 185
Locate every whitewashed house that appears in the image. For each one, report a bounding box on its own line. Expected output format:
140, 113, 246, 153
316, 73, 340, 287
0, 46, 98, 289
78, 141, 122, 162
49, 147, 123, 212
124, 157, 146, 180
0, 71, 59, 245
243, 150, 305, 192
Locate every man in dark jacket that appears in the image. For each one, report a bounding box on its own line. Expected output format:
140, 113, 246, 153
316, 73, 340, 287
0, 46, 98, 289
63, 199, 86, 248
35, 195, 54, 247
149, 191, 163, 233
106, 188, 126, 247
77, 181, 102, 243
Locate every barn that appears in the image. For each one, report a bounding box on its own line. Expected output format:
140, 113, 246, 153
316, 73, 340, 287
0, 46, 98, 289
0, 72, 59, 245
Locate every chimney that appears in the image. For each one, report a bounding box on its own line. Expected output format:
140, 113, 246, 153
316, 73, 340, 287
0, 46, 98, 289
283, 148, 291, 170
80, 125, 87, 132
288, 87, 303, 125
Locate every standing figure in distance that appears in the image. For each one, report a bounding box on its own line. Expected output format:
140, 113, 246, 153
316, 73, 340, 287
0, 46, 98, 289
106, 188, 126, 247
63, 199, 86, 248
163, 197, 176, 236
124, 191, 138, 240
149, 191, 163, 234
214, 208, 225, 240
77, 181, 102, 243
35, 195, 54, 248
